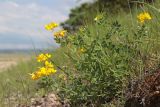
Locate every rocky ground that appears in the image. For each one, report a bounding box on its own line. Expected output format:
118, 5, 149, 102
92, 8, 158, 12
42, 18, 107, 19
18, 93, 70, 107
125, 69, 160, 107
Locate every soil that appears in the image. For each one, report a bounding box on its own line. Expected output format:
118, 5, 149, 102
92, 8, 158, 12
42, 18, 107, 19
125, 69, 160, 107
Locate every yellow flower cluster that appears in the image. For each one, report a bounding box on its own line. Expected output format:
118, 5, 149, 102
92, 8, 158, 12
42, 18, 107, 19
45, 22, 58, 31
45, 22, 67, 38
54, 30, 67, 37
30, 53, 57, 80
37, 53, 51, 62
137, 12, 152, 23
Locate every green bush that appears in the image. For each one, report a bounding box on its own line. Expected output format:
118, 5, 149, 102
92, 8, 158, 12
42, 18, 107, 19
32, 3, 160, 106
53, 12, 159, 106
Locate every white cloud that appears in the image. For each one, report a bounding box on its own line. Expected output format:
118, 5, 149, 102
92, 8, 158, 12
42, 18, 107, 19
0, 1, 68, 49
0, 1, 68, 34
0, 0, 93, 50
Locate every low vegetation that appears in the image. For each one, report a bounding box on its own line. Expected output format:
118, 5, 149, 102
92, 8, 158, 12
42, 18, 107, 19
1, 1, 160, 107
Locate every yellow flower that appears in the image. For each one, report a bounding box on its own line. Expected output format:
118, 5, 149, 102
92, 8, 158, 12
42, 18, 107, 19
54, 30, 67, 37
45, 22, 58, 31
39, 67, 48, 76
37, 53, 51, 62
47, 67, 57, 74
45, 61, 54, 68
39, 66, 56, 76
36, 70, 43, 77
31, 54, 57, 80
137, 12, 152, 23
30, 73, 39, 80
30, 66, 57, 80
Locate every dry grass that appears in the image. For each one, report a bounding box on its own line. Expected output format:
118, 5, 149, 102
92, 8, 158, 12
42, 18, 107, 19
0, 53, 38, 107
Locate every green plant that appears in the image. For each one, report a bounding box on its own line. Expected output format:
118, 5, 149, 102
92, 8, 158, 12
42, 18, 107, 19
51, 9, 160, 106
32, 3, 160, 106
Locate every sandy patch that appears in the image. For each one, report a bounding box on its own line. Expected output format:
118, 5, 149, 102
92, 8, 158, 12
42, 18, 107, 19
0, 53, 31, 72
0, 61, 17, 71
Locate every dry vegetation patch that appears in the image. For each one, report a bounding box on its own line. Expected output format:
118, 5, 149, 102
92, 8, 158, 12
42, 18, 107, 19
0, 53, 31, 71
125, 69, 160, 107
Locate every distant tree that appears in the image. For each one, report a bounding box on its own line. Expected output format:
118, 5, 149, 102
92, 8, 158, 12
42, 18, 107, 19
61, 3, 92, 31
61, 0, 155, 31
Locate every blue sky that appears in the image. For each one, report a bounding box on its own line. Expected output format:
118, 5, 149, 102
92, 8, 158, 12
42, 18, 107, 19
0, 0, 89, 50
